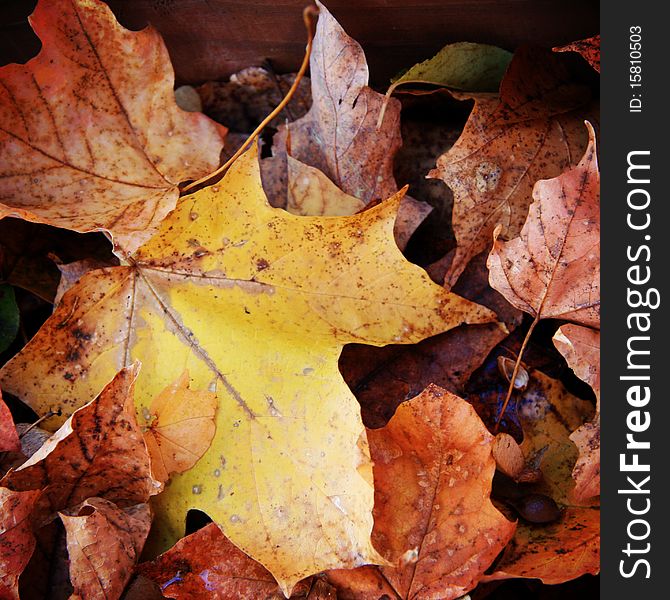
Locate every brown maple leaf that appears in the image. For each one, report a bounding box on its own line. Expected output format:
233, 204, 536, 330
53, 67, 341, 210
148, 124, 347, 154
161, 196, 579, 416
1, 365, 161, 523
487, 121, 600, 328
0, 390, 20, 453
0, 488, 40, 599
0, 0, 226, 254
485, 121, 599, 425
139, 522, 333, 600
554, 324, 600, 501
554, 35, 601, 73
60, 498, 152, 600
268, 1, 401, 205
429, 46, 596, 287
328, 385, 516, 600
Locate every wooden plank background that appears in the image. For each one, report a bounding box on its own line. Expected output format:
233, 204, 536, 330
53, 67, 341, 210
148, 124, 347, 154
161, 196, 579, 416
1, 0, 598, 86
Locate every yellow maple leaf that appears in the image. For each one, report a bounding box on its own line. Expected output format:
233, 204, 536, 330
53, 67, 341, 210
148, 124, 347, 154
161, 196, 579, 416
0, 145, 496, 594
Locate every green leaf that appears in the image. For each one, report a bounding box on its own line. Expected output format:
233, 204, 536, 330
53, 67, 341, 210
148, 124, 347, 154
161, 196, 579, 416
391, 41, 512, 93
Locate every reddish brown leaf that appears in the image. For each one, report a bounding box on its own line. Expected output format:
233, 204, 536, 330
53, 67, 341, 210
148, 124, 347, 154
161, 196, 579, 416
429, 47, 595, 287
554, 35, 601, 73
326, 566, 397, 599
553, 324, 600, 500
0, 390, 20, 453
340, 321, 507, 429
270, 1, 402, 205
493, 45, 593, 125
139, 522, 316, 600
0, 488, 40, 599
119, 575, 165, 600
306, 579, 337, 599
1, 365, 161, 523
0, 0, 225, 254
487, 122, 600, 328
60, 498, 151, 600
567, 420, 600, 503
328, 385, 516, 600
553, 324, 600, 401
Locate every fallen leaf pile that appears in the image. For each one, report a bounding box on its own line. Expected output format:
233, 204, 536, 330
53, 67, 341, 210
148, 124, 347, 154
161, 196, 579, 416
0, 1, 599, 599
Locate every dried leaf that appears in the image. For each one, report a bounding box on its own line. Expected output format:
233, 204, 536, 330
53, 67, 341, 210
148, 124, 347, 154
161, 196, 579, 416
286, 157, 366, 217
429, 47, 595, 287
487, 122, 600, 328
1, 365, 161, 523
261, 3, 431, 251
142, 371, 217, 484
328, 385, 516, 600
0, 488, 40, 599
553, 324, 600, 500
554, 35, 601, 73
484, 371, 599, 583
0, 0, 225, 254
0, 145, 496, 594
60, 498, 151, 600
17, 519, 72, 600
326, 566, 396, 599
121, 575, 165, 600
0, 390, 20, 453
271, 1, 402, 205
306, 579, 337, 599
553, 324, 600, 401
283, 156, 431, 251
493, 45, 593, 124
492, 433, 525, 480
567, 419, 600, 503
139, 522, 313, 600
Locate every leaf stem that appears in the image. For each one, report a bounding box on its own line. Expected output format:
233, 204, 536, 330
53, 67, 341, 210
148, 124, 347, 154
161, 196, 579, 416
19, 411, 57, 438
494, 314, 539, 433
180, 5, 318, 195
